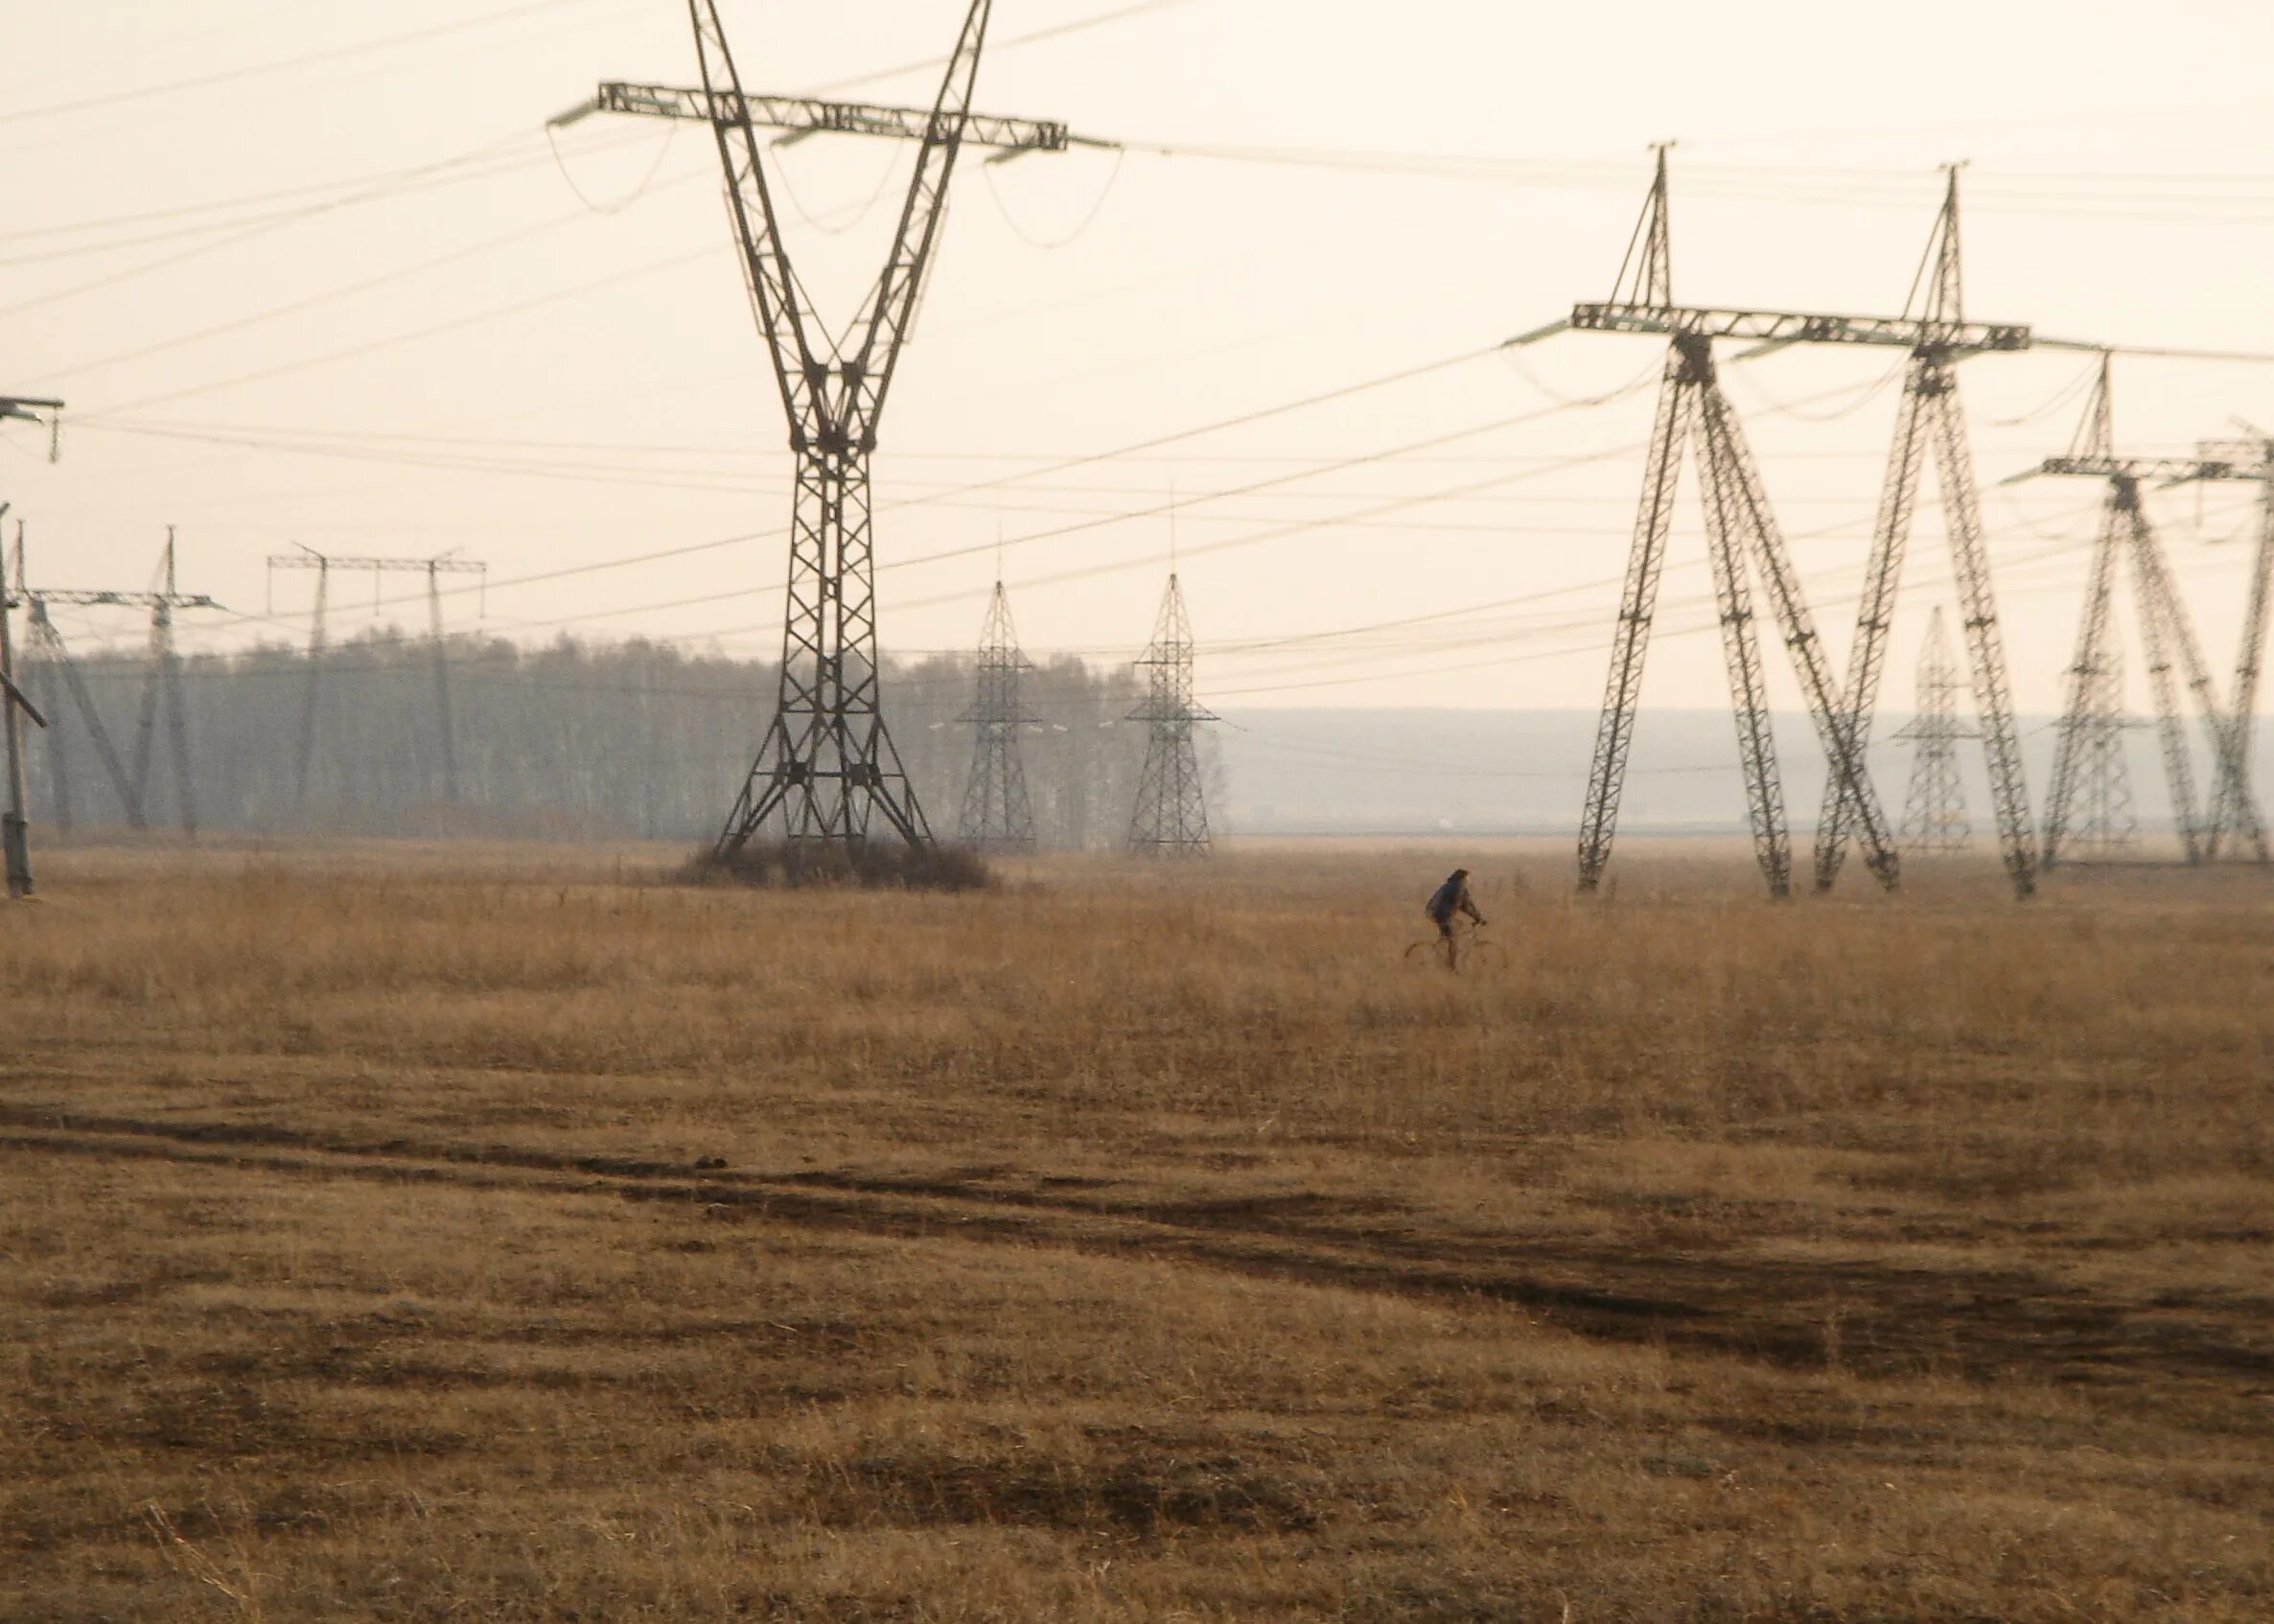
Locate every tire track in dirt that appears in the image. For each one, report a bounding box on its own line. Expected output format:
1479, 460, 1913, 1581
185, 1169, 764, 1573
3, 1103, 2270, 1404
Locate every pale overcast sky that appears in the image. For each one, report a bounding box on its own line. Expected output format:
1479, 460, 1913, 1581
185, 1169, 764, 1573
7, 0, 2274, 716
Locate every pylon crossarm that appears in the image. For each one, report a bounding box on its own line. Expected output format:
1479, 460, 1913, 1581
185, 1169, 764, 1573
1572, 303, 2027, 353
266, 555, 483, 574
592, 83, 1066, 153
2041, 455, 2237, 484
30, 590, 220, 609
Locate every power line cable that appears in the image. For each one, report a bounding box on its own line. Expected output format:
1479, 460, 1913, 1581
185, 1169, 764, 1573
75, 244, 723, 419
0, 0, 614, 128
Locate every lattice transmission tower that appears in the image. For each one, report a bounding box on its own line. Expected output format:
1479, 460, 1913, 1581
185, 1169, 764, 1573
1891, 608, 1978, 851
1127, 573, 1214, 856
2187, 430, 2274, 862
956, 579, 1037, 849
1804, 168, 2037, 897
2033, 359, 2266, 868
16, 527, 218, 838
2062, 636, 2140, 858
571, 0, 1075, 861
267, 547, 486, 812
1526, 148, 1914, 899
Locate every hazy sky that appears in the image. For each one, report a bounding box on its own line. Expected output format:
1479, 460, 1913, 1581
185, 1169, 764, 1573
8, 0, 2274, 719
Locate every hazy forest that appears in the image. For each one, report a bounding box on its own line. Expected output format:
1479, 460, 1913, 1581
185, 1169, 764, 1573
18, 634, 1212, 846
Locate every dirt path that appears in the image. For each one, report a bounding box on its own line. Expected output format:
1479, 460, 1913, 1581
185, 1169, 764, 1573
6, 1102, 2269, 1414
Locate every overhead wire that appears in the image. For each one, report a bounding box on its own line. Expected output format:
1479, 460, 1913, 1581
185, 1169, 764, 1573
0, 0, 615, 128
0, 126, 667, 326
982, 147, 1127, 249
25, 175, 701, 390
75, 244, 725, 421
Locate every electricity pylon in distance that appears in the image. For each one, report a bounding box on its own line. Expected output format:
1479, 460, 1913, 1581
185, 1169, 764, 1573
20, 530, 219, 837
2184, 429, 2274, 862
1891, 608, 1977, 851
1127, 573, 1214, 856
11, 522, 137, 832
2032, 359, 2266, 868
570, 0, 1076, 861
267, 549, 486, 808
1525, 148, 1932, 898
2062, 637, 2140, 859
956, 580, 1038, 850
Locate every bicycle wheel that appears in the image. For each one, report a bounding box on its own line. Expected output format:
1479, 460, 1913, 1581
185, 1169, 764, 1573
1461, 940, 1506, 972
1404, 939, 1450, 969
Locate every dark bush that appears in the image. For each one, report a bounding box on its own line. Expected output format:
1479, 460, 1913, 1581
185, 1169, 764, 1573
684, 839, 996, 893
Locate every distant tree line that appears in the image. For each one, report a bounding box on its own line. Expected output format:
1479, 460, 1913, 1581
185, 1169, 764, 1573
17, 631, 1218, 847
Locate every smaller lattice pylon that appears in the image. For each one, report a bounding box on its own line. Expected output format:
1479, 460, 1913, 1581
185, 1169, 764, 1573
2068, 637, 2142, 858
1126, 572, 1216, 857
956, 579, 1039, 850
1891, 608, 1980, 851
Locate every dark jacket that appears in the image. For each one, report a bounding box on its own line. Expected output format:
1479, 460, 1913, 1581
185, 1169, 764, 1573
1426, 872, 1481, 927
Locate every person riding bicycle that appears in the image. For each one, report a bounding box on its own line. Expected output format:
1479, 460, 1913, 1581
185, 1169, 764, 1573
1425, 868, 1485, 944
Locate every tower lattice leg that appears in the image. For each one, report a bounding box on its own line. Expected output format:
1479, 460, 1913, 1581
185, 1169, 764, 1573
2207, 481, 2273, 860
1699, 378, 1899, 891
2128, 509, 2203, 863
1815, 362, 1930, 892
1576, 346, 1696, 893
1927, 383, 2036, 894
1697, 396, 1791, 897
2041, 494, 2125, 870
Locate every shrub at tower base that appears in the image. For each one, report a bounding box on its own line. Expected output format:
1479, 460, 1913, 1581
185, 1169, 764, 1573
685, 838, 996, 893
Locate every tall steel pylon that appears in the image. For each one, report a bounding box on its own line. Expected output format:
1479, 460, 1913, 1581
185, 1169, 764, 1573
575, 1, 1073, 861
1540, 149, 1910, 899
1810, 169, 2036, 897
1127, 572, 1214, 856
956, 579, 1038, 849
267, 548, 486, 810
1891, 607, 1978, 851
2035, 359, 2267, 868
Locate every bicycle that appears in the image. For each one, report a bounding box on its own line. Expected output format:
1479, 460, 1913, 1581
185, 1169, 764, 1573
1403, 916, 1504, 973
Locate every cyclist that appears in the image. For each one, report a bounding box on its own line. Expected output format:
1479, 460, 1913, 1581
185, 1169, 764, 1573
1424, 868, 1485, 956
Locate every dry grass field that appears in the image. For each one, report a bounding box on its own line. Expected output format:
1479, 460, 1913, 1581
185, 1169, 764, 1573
2, 839, 2271, 1622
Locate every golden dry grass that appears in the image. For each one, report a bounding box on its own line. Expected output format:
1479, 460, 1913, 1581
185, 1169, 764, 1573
2, 839, 2271, 1621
